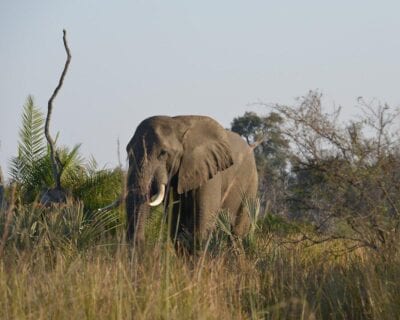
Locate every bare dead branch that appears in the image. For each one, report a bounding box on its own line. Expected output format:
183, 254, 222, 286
45, 29, 72, 190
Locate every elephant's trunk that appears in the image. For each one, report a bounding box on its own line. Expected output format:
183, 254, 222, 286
126, 158, 168, 243
126, 191, 149, 243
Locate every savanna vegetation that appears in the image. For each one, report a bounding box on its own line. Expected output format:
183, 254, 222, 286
1, 89, 399, 319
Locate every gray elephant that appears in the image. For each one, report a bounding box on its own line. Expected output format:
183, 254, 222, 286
126, 115, 258, 251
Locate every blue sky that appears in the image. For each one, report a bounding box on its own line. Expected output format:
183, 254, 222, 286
1, 1, 400, 177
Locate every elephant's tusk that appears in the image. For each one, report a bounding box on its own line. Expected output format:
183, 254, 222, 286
149, 184, 166, 207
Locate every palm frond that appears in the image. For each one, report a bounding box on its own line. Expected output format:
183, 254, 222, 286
9, 156, 23, 183
85, 155, 98, 175
216, 210, 233, 237
9, 96, 45, 182
73, 168, 123, 211
19, 96, 45, 163
80, 208, 121, 246
60, 144, 83, 171
58, 144, 84, 185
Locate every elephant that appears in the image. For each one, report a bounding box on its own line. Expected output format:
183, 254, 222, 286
125, 115, 258, 251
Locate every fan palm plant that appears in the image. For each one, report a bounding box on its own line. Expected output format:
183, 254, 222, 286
9, 96, 47, 201
9, 97, 83, 201
72, 157, 124, 212
9, 96, 123, 209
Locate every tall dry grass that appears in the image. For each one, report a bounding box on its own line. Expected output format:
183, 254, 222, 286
1, 201, 399, 319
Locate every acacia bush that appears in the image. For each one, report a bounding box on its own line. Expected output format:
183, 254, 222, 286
273, 91, 400, 255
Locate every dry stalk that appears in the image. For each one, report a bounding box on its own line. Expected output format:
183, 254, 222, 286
0, 185, 16, 259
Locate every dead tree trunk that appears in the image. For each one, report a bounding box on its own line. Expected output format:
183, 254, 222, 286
41, 30, 72, 205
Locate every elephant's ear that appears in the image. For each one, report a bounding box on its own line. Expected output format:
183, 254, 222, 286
177, 118, 234, 194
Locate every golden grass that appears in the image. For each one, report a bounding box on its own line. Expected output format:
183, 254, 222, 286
0, 201, 398, 319
1, 234, 399, 320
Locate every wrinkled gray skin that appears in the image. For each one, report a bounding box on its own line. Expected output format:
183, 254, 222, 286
126, 115, 258, 251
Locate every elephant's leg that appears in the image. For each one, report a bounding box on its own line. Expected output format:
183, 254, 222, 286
193, 174, 222, 242
232, 203, 251, 237
169, 190, 195, 253
172, 175, 222, 253
168, 189, 181, 245
232, 174, 258, 237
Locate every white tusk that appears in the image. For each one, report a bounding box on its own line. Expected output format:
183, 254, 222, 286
149, 184, 166, 207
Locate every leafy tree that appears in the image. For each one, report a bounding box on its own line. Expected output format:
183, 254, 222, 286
231, 111, 264, 144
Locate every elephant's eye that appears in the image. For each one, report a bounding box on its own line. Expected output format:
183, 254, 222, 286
158, 150, 168, 159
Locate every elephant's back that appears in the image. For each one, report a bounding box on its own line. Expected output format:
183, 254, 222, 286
226, 130, 253, 152
225, 130, 257, 171
222, 130, 258, 203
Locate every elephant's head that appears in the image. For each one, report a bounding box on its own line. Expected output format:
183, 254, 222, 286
125, 115, 233, 243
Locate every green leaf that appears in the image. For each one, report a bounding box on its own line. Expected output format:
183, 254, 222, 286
9, 96, 46, 198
